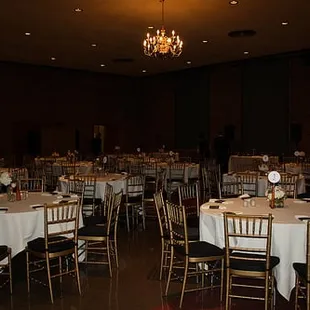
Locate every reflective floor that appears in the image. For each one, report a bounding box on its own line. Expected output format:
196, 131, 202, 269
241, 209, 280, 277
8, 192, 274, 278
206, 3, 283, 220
0, 220, 296, 310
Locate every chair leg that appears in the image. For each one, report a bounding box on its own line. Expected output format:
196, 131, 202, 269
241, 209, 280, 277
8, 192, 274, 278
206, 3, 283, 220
125, 205, 130, 232
114, 239, 119, 269
74, 248, 82, 295
8, 250, 12, 295
59, 256, 63, 286
159, 238, 165, 281
142, 203, 146, 230
107, 238, 112, 277
264, 273, 269, 310
26, 250, 30, 294
220, 259, 224, 302
165, 247, 174, 296
307, 282, 310, 310
179, 257, 189, 308
45, 257, 54, 304
294, 274, 299, 310
225, 270, 230, 310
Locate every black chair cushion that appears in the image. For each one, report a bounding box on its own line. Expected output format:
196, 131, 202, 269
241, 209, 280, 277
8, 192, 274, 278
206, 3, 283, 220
229, 253, 280, 271
28, 237, 75, 253
293, 262, 308, 282
175, 241, 224, 258
78, 225, 108, 237
297, 193, 310, 199
83, 215, 107, 226
0, 245, 8, 261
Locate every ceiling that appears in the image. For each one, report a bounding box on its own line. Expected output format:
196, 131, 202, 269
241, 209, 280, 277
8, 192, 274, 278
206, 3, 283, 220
1, 0, 310, 76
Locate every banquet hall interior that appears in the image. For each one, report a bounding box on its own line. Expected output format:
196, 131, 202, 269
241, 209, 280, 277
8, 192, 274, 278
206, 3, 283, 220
1, 0, 310, 309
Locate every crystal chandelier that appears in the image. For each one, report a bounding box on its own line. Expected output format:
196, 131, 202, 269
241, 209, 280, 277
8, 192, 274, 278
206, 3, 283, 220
143, 0, 183, 58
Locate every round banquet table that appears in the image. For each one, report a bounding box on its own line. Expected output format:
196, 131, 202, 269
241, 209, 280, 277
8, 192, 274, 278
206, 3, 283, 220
0, 193, 83, 262
58, 173, 128, 199
200, 197, 310, 301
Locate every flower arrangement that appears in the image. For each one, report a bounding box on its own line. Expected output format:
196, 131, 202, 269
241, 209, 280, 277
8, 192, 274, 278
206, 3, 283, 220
266, 186, 286, 208
0, 172, 12, 186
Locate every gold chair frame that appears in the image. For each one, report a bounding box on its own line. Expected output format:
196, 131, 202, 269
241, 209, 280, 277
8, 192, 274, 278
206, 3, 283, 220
0, 246, 12, 294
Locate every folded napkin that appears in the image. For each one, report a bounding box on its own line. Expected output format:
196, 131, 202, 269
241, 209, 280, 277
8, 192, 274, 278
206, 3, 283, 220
293, 200, 307, 204
30, 204, 44, 210
239, 194, 251, 199
0, 208, 8, 214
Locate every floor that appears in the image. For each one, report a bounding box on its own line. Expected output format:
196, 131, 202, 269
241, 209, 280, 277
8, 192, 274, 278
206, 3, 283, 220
0, 219, 299, 310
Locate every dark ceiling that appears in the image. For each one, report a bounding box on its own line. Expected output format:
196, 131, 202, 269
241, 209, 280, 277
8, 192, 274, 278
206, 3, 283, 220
1, 0, 310, 76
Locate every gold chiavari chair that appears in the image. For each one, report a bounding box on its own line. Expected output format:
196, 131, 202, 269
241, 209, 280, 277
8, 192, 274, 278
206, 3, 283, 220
78, 191, 122, 275
0, 246, 12, 294
293, 220, 310, 310
167, 163, 185, 200
220, 176, 243, 198
154, 191, 170, 280
26, 200, 81, 303
223, 213, 280, 310
124, 175, 144, 232
279, 173, 298, 198
68, 178, 84, 197
178, 181, 200, 218
201, 166, 221, 201
19, 178, 45, 192
165, 201, 224, 308
143, 169, 166, 220
83, 183, 113, 226
236, 172, 259, 196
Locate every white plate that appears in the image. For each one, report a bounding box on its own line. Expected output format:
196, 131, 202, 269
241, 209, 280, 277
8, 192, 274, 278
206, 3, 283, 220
201, 204, 226, 210
0, 209, 7, 214
293, 200, 307, 204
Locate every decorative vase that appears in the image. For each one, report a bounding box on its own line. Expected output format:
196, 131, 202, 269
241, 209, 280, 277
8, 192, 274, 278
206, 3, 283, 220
7, 186, 15, 202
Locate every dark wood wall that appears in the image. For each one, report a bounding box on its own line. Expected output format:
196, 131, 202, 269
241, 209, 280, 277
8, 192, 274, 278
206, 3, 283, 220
1, 50, 310, 160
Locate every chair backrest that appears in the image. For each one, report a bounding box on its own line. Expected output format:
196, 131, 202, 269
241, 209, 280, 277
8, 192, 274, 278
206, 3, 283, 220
107, 191, 123, 237
19, 178, 44, 192
201, 166, 221, 200
236, 172, 259, 196
220, 176, 243, 198
144, 162, 158, 178
166, 201, 188, 251
279, 173, 298, 198
178, 182, 200, 217
80, 175, 96, 201
154, 191, 168, 238
68, 179, 84, 196
168, 163, 185, 181
125, 175, 144, 198
223, 213, 273, 270
104, 183, 114, 218
44, 200, 81, 251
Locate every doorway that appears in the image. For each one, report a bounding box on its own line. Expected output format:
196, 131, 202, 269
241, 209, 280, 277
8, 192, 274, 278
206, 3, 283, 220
93, 125, 105, 155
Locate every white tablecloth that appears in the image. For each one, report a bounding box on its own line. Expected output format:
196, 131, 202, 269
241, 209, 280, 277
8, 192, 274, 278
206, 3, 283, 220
228, 155, 279, 173
58, 173, 128, 199
223, 173, 306, 196
200, 197, 310, 300
0, 193, 83, 261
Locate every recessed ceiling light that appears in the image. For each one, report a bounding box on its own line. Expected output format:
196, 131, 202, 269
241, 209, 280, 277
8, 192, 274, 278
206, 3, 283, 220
25, 32, 31, 36
243, 51, 249, 55
147, 26, 154, 29
51, 57, 56, 61
229, 0, 239, 5
100, 64, 106, 67
186, 61, 192, 65
281, 21, 289, 26
91, 43, 97, 47
142, 70, 147, 73
74, 8, 83, 12
202, 40, 208, 44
